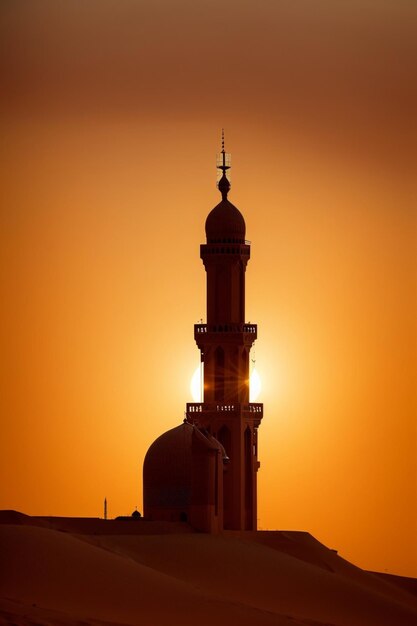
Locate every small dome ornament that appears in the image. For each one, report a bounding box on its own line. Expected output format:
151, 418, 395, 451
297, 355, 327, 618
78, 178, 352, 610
205, 131, 246, 243
217, 128, 231, 200
218, 173, 231, 201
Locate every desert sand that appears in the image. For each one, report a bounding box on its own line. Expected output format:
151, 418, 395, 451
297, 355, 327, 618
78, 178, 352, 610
1, 511, 416, 626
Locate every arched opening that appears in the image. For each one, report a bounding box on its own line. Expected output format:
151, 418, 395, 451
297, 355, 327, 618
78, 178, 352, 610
217, 425, 231, 457
214, 346, 224, 401
218, 425, 232, 527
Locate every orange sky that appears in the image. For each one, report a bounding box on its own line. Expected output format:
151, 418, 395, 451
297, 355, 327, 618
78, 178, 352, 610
0, 0, 416, 577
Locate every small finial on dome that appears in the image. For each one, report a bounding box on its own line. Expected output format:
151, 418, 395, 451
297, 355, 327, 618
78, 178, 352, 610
217, 130, 231, 200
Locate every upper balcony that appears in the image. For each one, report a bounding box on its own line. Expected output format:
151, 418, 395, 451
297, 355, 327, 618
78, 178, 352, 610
200, 242, 251, 257
195, 323, 257, 335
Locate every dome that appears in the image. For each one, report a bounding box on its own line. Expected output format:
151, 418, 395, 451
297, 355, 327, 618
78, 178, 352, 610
205, 199, 246, 244
146, 422, 194, 459
143, 423, 193, 509
143, 422, 222, 510
143, 422, 225, 529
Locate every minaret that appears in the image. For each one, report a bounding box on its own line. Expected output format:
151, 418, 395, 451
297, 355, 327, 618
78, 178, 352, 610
187, 134, 263, 530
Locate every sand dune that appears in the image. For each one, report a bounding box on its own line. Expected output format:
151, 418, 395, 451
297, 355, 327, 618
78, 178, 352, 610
1, 513, 416, 626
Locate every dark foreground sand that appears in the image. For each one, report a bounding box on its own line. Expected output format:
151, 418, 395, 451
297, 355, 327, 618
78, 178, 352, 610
0, 511, 416, 626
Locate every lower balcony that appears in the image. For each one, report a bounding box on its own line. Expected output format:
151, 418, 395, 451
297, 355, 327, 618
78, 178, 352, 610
186, 402, 263, 420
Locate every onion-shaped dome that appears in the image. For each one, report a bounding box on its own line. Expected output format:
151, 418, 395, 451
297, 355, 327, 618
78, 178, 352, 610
205, 199, 246, 244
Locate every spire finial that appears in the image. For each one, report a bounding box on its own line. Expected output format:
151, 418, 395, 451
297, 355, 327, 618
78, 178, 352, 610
217, 129, 231, 200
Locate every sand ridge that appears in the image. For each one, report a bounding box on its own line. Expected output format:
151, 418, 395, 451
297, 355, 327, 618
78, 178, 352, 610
1, 512, 416, 626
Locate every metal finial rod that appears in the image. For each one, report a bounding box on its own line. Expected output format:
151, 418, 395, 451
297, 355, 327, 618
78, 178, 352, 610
221, 129, 226, 170
217, 130, 230, 174
217, 130, 231, 199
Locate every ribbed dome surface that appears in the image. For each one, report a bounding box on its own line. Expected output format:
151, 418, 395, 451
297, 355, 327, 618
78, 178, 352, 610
205, 199, 246, 243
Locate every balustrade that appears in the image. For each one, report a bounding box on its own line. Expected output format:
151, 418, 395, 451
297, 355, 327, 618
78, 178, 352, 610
194, 323, 257, 334
186, 402, 263, 417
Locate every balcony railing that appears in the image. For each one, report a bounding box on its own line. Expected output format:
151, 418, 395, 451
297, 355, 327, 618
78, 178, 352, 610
186, 402, 263, 416
195, 323, 257, 334
201, 243, 250, 252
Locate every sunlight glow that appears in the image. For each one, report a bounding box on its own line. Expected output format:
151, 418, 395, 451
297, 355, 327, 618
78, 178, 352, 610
250, 368, 262, 402
190, 365, 203, 402
190, 365, 261, 403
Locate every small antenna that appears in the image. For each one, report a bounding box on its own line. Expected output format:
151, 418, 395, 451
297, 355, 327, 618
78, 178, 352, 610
216, 130, 231, 199
104, 497, 107, 520
218, 129, 229, 175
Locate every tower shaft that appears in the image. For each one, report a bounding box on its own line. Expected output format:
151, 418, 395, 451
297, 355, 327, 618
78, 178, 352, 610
187, 140, 263, 530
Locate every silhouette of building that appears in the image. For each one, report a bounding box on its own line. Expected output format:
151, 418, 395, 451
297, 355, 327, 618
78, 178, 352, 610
143, 136, 263, 532
115, 509, 142, 521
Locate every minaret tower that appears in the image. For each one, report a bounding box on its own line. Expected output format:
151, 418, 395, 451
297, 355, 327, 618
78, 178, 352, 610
187, 134, 263, 530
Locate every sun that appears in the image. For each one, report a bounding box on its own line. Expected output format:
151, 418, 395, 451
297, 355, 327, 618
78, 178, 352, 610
249, 367, 262, 402
190, 365, 261, 403
190, 365, 203, 402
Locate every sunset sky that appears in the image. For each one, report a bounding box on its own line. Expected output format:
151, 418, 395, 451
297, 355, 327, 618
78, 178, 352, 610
0, 0, 416, 577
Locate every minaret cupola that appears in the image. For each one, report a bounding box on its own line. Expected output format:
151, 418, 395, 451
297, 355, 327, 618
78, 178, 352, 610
205, 131, 246, 244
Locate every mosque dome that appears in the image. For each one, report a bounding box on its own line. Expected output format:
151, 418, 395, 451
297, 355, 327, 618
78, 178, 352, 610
144, 423, 194, 509
143, 421, 226, 529
205, 199, 246, 244
143, 422, 222, 508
